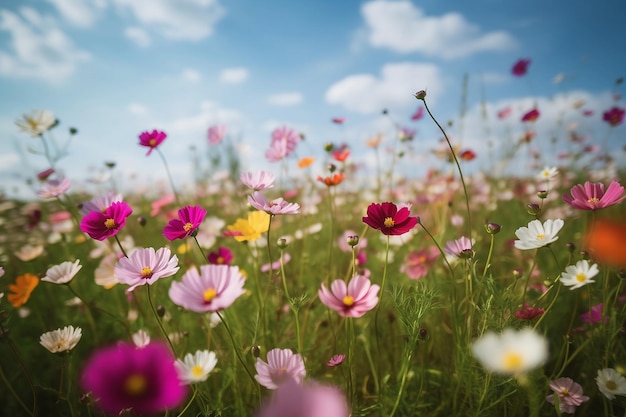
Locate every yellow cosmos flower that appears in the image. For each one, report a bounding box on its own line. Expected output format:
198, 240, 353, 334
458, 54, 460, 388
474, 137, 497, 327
226, 211, 270, 242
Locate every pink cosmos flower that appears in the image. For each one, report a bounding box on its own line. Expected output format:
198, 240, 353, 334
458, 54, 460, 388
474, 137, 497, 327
332, 117, 345, 124
522, 108, 540, 122
444, 236, 474, 259
546, 377, 589, 414
162, 205, 207, 241
512, 58, 531, 76
255, 378, 349, 417
401, 246, 440, 279
563, 180, 625, 210
240, 170, 276, 191
362, 202, 418, 236
514, 303, 544, 320
318, 275, 380, 318
208, 124, 227, 145
36, 177, 71, 199
411, 106, 424, 121
80, 201, 133, 241
207, 247, 233, 265
169, 264, 246, 313
80, 191, 123, 215
327, 354, 346, 367
150, 194, 176, 217
114, 247, 180, 292
248, 191, 300, 215
266, 126, 300, 162
497, 107, 511, 119
254, 348, 306, 390
603, 106, 625, 127
81, 342, 186, 415
580, 303, 608, 324
138, 129, 167, 156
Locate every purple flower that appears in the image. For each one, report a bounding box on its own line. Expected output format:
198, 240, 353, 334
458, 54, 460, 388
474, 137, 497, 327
138, 129, 167, 156
208, 124, 227, 145
248, 191, 300, 215
318, 275, 379, 318
546, 377, 589, 414
580, 303, 608, 324
241, 170, 276, 191
563, 180, 626, 211
254, 348, 306, 390
81, 342, 186, 415
444, 236, 474, 259
80, 201, 133, 241
162, 205, 207, 240
265, 126, 300, 162
114, 247, 180, 292
603, 106, 625, 127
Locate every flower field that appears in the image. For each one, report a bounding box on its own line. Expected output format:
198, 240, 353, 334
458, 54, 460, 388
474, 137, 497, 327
1, 74, 626, 416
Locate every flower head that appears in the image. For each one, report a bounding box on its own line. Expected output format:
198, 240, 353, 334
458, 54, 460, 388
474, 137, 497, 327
132, 330, 150, 348
40, 325, 82, 353
207, 247, 233, 265
254, 348, 306, 390
514, 219, 564, 250
226, 211, 271, 242
563, 180, 625, 210
266, 126, 300, 162
331, 144, 350, 162
248, 191, 300, 215
401, 246, 439, 279
138, 129, 167, 156
319, 275, 380, 318
208, 124, 227, 145
512, 58, 531, 76
162, 205, 207, 240
580, 303, 607, 324
560, 259, 599, 290
522, 108, 540, 122
114, 247, 180, 292
81, 342, 186, 414
169, 264, 246, 313
175, 350, 218, 384
471, 328, 548, 374
16, 109, 56, 136
317, 172, 344, 187
538, 166, 559, 181
362, 202, 418, 236
36, 177, 71, 199
546, 377, 589, 414
603, 106, 625, 127
327, 354, 346, 367
14, 244, 44, 261
80, 201, 133, 241
241, 170, 276, 191
8, 273, 39, 308
80, 191, 123, 216
42, 260, 82, 284
514, 303, 544, 320
596, 368, 626, 400
444, 236, 474, 259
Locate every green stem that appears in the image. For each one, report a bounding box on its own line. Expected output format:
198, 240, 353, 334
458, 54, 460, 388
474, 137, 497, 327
0, 359, 33, 416
146, 285, 176, 354
216, 311, 257, 387
1, 324, 37, 417
388, 350, 412, 417
176, 385, 198, 417
481, 234, 495, 280
114, 234, 129, 258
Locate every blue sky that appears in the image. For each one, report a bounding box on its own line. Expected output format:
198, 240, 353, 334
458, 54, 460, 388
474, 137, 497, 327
1, 0, 625, 199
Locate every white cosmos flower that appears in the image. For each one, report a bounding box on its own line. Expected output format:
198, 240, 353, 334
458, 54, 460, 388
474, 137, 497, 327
131, 329, 150, 348
471, 328, 548, 374
596, 368, 626, 400
42, 260, 82, 284
14, 244, 44, 262
16, 109, 56, 137
514, 219, 564, 250
40, 325, 82, 353
175, 350, 218, 384
538, 166, 559, 180
560, 260, 599, 290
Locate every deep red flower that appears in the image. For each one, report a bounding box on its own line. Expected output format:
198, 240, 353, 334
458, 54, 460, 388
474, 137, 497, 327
362, 202, 418, 236
207, 247, 233, 265
514, 303, 544, 320
162, 205, 207, 241
522, 109, 540, 122
512, 58, 531, 77
80, 201, 133, 241
459, 149, 476, 161
138, 130, 167, 156
602, 106, 625, 127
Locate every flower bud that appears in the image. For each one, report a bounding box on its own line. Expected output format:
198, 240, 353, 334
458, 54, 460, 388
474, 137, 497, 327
323, 143, 334, 152
485, 223, 501, 234
137, 216, 147, 227
459, 249, 474, 260
251, 345, 261, 358
328, 163, 336, 173
513, 268, 523, 278
419, 328, 428, 339
579, 251, 590, 260
414, 90, 427, 100
277, 238, 288, 249
566, 242, 576, 253
537, 190, 548, 199
527, 203, 541, 216
69, 127, 78, 135
156, 305, 166, 318
347, 235, 359, 247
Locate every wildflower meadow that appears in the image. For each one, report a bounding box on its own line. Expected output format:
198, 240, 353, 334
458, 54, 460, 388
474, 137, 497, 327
2, 62, 626, 417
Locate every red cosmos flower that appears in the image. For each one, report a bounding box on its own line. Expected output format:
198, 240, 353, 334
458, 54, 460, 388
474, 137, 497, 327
80, 201, 133, 241
459, 149, 476, 161
331, 144, 350, 162
514, 303, 544, 320
522, 109, 540, 122
602, 106, 625, 127
411, 106, 424, 121
317, 172, 344, 186
362, 202, 418, 236
162, 205, 207, 241
207, 247, 233, 265
138, 130, 167, 156
512, 58, 531, 76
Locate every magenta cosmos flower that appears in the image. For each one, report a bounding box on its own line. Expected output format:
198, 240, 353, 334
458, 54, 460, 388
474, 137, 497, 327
162, 205, 207, 240
240, 170, 276, 191
80, 201, 133, 241
401, 246, 439, 279
254, 348, 306, 390
546, 377, 589, 414
563, 180, 625, 210
512, 58, 531, 76
114, 247, 180, 292
362, 202, 418, 236
138, 129, 167, 156
207, 247, 233, 265
603, 106, 625, 127
169, 264, 245, 312
266, 126, 300, 162
522, 108, 540, 122
318, 275, 380, 318
82, 341, 186, 415
248, 191, 300, 215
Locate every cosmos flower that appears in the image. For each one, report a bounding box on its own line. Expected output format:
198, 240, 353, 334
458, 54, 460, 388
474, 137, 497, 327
240, 170, 276, 191
512, 58, 531, 76
560, 260, 599, 290
563, 180, 625, 210
162, 205, 207, 241
80, 201, 133, 241
208, 124, 227, 145
80, 191, 123, 216
580, 303, 607, 325
114, 247, 180, 292
175, 350, 218, 384
401, 246, 440, 279
444, 236, 474, 259
8, 273, 39, 308
538, 166, 559, 181
248, 191, 300, 215
398, 127, 415, 141
226, 211, 271, 242
331, 117, 345, 124
522, 108, 540, 122
297, 156, 315, 168
95, 253, 120, 289
42, 260, 82, 284
459, 149, 476, 161
411, 106, 424, 121
318, 275, 380, 318
254, 348, 306, 390
16, 109, 56, 136
40, 325, 82, 353
514, 303, 544, 320
471, 328, 548, 374
36, 177, 71, 199
131, 329, 150, 348
546, 377, 589, 414
207, 247, 233, 265
14, 243, 44, 261
317, 172, 344, 186
169, 264, 246, 313
138, 129, 167, 156
602, 106, 625, 127
362, 202, 418, 236
266, 126, 300, 162
81, 342, 186, 415
514, 219, 564, 250
327, 354, 346, 367
331, 144, 350, 162
596, 368, 626, 400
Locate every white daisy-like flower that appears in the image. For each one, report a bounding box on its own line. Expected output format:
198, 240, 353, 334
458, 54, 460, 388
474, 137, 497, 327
596, 368, 626, 400
131, 329, 150, 348
41, 260, 82, 284
538, 166, 559, 180
560, 260, 599, 290
175, 350, 218, 384
16, 109, 56, 137
14, 244, 44, 262
471, 328, 548, 374
514, 219, 564, 250
39, 325, 82, 353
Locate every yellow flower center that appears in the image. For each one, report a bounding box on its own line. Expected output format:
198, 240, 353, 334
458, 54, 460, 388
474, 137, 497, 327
203, 288, 217, 302
536, 234, 545, 240
104, 218, 116, 229
587, 197, 599, 204
383, 217, 395, 228
141, 267, 152, 278
606, 380, 618, 390
191, 365, 204, 378
343, 295, 355, 306
575, 272, 587, 282
216, 256, 224, 264
560, 388, 571, 397
149, 138, 157, 146
124, 373, 147, 396
502, 351, 523, 371
183, 222, 194, 232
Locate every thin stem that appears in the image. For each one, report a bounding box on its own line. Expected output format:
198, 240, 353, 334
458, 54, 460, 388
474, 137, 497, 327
193, 235, 209, 264
176, 386, 198, 417
216, 311, 257, 387
156, 147, 181, 204
145, 285, 176, 354
0, 359, 33, 416
279, 248, 303, 354
481, 234, 495, 280
388, 350, 413, 417
114, 234, 129, 258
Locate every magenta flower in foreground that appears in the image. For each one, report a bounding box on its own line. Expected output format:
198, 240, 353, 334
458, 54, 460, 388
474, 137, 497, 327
241, 170, 276, 191
81, 342, 186, 415
546, 377, 589, 414
162, 205, 207, 240
319, 275, 380, 318
563, 180, 625, 210
512, 58, 531, 76
248, 191, 300, 215
255, 378, 349, 417
362, 202, 418, 236
265, 126, 300, 162
603, 106, 625, 127
444, 236, 474, 259
139, 129, 167, 155
254, 348, 306, 390
169, 264, 246, 312
80, 201, 133, 241
114, 247, 180, 292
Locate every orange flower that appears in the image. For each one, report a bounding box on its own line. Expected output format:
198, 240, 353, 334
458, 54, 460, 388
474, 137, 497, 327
366, 134, 383, 148
584, 219, 626, 268
317, 172, 344, 186
297, 157, 315, 168
8, 273, 39, 308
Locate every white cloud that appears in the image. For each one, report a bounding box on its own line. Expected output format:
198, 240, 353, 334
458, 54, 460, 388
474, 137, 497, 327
0, 152, 19, 171
361, 0, 516, 59
219, 67, 249, 84
124, 26, 151, 47
164, 100, 242, 136
267, 92, 303, 107
0, 7, 90, 83
325, 62, 443, 114
128, 103, 149, 115
181, 68, 201, 82
45, 0, 106, 28
113, 0, 226, 41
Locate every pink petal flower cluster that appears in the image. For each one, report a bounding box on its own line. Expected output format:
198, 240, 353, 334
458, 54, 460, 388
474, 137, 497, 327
208, 124, 227, 145
362, 202, 418, 236
318, 275, 379, 318
546, 377, 589, 414
248, 191, 300, 215
80, 201, 133, 241
265, 126, 300, 162
401, 246, 439, 279
444, 236, 474, 259
138, 129, 167, 156
240, 170, 276, 191
36, 177, 71, 199
114, 247, 180, 292
162, 205, 207, 240
254, 348, 306, 390
563, 180, 625, 210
